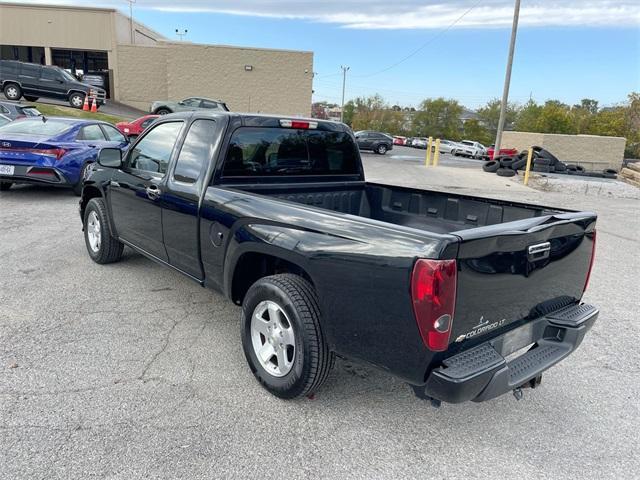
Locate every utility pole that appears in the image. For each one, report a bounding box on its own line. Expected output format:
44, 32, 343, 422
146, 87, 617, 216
493, 0, 520, 155
127, 0, 136, 44
340, 65, 349, 123
175, 29, 188, 41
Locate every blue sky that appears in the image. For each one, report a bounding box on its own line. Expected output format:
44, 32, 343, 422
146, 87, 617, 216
20, 1, 640, 109
134, 6, 639, 109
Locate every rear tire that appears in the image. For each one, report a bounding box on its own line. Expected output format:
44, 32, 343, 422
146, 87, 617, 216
0, 181, 12, 191
83, 198, 124, 264
376, 144, 388, 155
3, 83, 22, 101
241, 274, 334, 399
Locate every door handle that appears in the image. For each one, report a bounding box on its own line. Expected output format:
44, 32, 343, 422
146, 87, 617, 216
146, 184, 161, 200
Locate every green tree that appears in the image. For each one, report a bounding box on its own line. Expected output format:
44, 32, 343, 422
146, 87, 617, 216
514, 99, 542, 131
535, 101, 575, 134
462, 119, 492, 145
411, 97, 463, 139
477, 98, 518, 135
342, 100, 355, 126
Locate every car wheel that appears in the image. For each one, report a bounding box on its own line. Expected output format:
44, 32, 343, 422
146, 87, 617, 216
499, 157, 515, 168
3, 83, 22, 101
452, 150, 458, 156
155, 108, 171, 115
497, 167, 516, 177
24, 96, 39, 102
84, 198, 124, 264
241, 274, 334, 399
482, 160, 500, 173
69, 92, 85, 109
0, 181, 13, 191
376, 144, 388, 155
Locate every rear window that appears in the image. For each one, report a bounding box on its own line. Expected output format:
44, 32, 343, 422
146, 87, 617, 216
460, 141, 473, 146
222, 127, 359, 177
0, 120, 71, 136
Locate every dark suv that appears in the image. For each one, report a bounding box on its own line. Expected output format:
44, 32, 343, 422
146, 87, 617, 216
0, 60, 106, 109
354, 130, 393, 155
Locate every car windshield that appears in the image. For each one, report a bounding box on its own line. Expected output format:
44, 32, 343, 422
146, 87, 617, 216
460, 141, 473, 146
0, 119, 72, 136
0, 116, 10, 127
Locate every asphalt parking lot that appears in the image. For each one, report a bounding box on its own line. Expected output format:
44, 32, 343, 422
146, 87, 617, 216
1, 153, 639, 479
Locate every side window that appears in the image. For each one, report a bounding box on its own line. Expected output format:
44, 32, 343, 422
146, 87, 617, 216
41, 68, 60, 81
128, 122, 182, 175
19, 64, 41, 78
201, 100, 219, 110
78, 124, 106, 141
173, 119, 216, 183
101, 124, 126, 143
182, 98, 201, 107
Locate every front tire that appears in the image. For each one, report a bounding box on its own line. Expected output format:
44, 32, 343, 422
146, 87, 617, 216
241, 274, 334, 399
3, 83, 22, 100
376, 144, 388, 155
69, 92, 85, 109
84, 198, 124, 264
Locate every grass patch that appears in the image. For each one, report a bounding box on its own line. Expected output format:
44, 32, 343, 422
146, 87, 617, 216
34, 102, 126, 124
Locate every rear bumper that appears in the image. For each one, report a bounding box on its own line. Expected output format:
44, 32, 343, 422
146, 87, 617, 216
0, 165, 71, 186
424, 303, 598, 403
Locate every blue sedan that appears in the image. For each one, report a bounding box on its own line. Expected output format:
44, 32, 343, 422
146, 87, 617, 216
0, 117, 129, 195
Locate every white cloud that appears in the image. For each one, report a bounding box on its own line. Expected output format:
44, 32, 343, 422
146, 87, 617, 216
14, 0, 640, 29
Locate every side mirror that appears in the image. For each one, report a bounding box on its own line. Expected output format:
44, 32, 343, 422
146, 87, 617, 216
98, 148, 122, 168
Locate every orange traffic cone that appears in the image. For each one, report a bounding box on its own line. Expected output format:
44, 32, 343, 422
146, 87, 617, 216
90, 97, 97, 113
82, 95, 89, 111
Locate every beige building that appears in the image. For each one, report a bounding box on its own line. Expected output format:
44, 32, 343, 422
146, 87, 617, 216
0, 2, 313, 115
502, 131, 626, 171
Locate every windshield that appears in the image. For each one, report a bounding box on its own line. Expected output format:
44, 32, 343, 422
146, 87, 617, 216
222, 127, 360, 177
460, 141, 473, 146
0, 119, 72, 136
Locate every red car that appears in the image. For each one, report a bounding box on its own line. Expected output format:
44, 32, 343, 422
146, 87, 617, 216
393, 136, 407, 146
115, 114, 159, 138
487, 146, 519, 160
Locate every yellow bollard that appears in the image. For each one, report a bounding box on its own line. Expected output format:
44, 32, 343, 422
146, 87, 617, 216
425, 136, 433, 166
433, 138, 441, 166
523, 147, 534, 186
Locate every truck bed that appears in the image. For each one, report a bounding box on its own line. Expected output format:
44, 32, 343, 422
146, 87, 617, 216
236, 181, 565, 235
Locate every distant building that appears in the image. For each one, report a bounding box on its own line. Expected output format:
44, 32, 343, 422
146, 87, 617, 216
0, 2, 313, 115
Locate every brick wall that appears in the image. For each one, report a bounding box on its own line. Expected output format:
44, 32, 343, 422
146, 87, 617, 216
502, 131, 626, 171
114, 42, 313, 116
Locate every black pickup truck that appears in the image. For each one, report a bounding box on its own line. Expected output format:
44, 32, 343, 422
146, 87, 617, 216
79, 112, 598, 404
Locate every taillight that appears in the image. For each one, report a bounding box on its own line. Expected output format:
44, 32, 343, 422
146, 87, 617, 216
411, 259, 457, 351
582, 230, 596, 295
0, 147, 66, 160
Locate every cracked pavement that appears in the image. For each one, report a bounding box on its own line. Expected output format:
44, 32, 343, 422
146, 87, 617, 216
1, 154, 638, 479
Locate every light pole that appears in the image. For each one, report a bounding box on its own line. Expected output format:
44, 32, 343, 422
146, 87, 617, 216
127, 0, 136, 44
175, 29, 188, 41
493, 0, 520, 156
340, 65, 349, 123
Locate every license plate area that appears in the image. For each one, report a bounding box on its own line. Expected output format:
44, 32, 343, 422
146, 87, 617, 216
0, 165, 15, 175
493, 323, 536, 358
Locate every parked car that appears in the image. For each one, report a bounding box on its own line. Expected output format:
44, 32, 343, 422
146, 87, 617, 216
150, 97, 230, 115
486, 145, 519, 160
0, 100, 42, 120
393, 135, 407, 146
79, 111, 598, 404
0, 114, 11, 127
438, 139, 458, 154
0, 60, 106, 109
115, 114, 159, 139
411, 137, 428, 148
354, 130, 393, 154
453, 140, 486, 159
0, 117, 128, 194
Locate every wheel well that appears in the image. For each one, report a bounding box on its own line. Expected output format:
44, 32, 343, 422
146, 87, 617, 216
68, 90, 86, 99
154, 107, 172, 114
80, 186, 102, 220
231, 252, 313, 305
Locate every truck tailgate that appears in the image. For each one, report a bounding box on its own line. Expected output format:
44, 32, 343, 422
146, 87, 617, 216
450, 211, 596, 348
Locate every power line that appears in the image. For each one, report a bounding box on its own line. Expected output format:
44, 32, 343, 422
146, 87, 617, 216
353, 0, 485, 78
